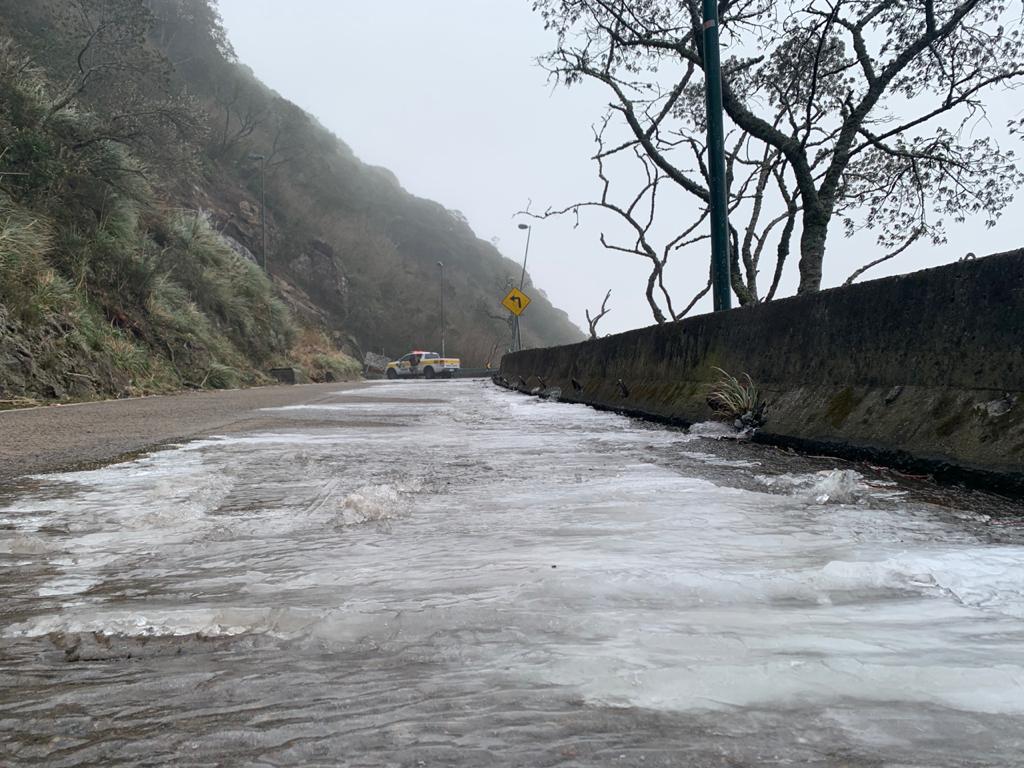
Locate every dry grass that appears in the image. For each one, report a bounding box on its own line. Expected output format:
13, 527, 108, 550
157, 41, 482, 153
289, 327, 362, 382
707, 366, 764, 422
0, 396, 41, 410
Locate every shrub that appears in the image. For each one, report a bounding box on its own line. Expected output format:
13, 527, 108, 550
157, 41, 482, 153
0, 199, 70, 323
204, 363, 240, 390
287, 326, 361, 382
707, 367, 766, 426
165, 211, 296, 362
312, 351, 362, 382
104, 334, 149, 380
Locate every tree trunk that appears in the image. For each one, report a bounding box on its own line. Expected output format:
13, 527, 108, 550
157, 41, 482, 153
730, 248, 757, 305
797, 205, 830, 294
646, 269, 667, 324
728, 226, 757, 305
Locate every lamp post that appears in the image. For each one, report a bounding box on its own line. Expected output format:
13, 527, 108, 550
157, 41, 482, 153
436, 261, 446, 358
248, 154, 267, 273
515, 223, 532, 351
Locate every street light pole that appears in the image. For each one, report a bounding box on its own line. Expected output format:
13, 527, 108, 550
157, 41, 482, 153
249, 154, 268, 273
436, 261, 446, 358
517, 223, 532, 291
702, 0, 732, 311
515, 223, 532, 352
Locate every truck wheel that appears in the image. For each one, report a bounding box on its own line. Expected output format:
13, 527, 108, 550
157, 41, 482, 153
423, 366, 435, 379
386, 369, 397, 380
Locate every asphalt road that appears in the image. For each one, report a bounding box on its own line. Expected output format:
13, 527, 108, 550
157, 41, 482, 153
0, 383, 361, 483
2, 380, 1022, 766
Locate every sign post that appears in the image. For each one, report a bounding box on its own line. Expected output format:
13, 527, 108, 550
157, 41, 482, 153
502, 288, 532, 351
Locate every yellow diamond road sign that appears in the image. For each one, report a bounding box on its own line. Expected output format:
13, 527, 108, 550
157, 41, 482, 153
502, 288, 531, 316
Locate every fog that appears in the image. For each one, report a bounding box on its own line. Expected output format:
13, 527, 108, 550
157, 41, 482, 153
218, 0, 1024, 335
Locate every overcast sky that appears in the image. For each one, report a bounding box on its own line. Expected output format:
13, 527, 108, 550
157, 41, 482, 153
218, 0, 1023, 335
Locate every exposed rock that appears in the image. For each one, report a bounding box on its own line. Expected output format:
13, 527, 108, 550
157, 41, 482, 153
217, 232, 258, 264
976, 395, 1016, 419
67, 377, 96, 398
884, 385, 904, 405
239, 200, 260, 225
289, 238, 350, 315
268, 367, 308, 385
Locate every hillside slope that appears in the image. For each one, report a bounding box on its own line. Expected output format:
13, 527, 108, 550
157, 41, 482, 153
0, 0, 582, 402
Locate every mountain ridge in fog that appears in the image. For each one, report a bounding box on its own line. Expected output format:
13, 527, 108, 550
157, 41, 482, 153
0, 0, 582, 402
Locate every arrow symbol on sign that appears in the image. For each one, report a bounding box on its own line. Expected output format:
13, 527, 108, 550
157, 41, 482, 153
511, 297, 522, 308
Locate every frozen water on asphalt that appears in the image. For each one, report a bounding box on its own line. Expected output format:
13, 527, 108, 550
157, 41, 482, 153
1, 380, 1023, 766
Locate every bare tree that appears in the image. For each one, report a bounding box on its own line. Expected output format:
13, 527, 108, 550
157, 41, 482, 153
526, 112, 797, 321
212, 74, 266, 157
524, 123, 700, 322
43, 0, 158, 119
534, 0, 1024, 293
586, 290, 612, 338
30, 0, 206, 174
265, 98, 315, 173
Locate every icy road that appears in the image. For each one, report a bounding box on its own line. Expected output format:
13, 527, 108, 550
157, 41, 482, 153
2, 380, 1023, 766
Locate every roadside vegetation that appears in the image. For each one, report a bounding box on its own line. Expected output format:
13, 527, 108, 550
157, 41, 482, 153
290, 328, 364, 383
0, 38, 303, 402
707, 367, 766, 429
0, 0, 581, 404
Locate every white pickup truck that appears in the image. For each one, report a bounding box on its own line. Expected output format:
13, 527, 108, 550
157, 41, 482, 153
385, 351, 461, 379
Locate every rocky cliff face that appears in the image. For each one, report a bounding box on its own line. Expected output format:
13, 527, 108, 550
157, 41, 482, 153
0, 308, 123, 402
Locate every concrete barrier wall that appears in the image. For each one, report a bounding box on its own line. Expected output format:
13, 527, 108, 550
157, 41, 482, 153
498, 249, 1024, 494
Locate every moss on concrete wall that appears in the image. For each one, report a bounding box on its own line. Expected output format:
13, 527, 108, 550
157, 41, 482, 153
499, 250, 1024, 494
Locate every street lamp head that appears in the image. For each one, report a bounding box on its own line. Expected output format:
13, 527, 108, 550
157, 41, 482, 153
436, 261, 444, 268
518, 223, 530, 230
248, 154, 265, 161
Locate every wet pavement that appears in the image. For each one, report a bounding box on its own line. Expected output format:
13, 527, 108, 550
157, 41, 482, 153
1, 380, 1023, 766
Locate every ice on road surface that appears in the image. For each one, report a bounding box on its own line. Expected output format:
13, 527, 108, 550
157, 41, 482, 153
2, 380, 1023, 766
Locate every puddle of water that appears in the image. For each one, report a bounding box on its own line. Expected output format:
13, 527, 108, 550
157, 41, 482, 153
1, 380, 1022, 766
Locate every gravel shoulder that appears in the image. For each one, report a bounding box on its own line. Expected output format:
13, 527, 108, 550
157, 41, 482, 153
0, 382, 364, 483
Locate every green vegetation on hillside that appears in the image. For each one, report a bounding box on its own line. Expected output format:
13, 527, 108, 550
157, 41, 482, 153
0, 0, 582, 402
0, 36, 299, 401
